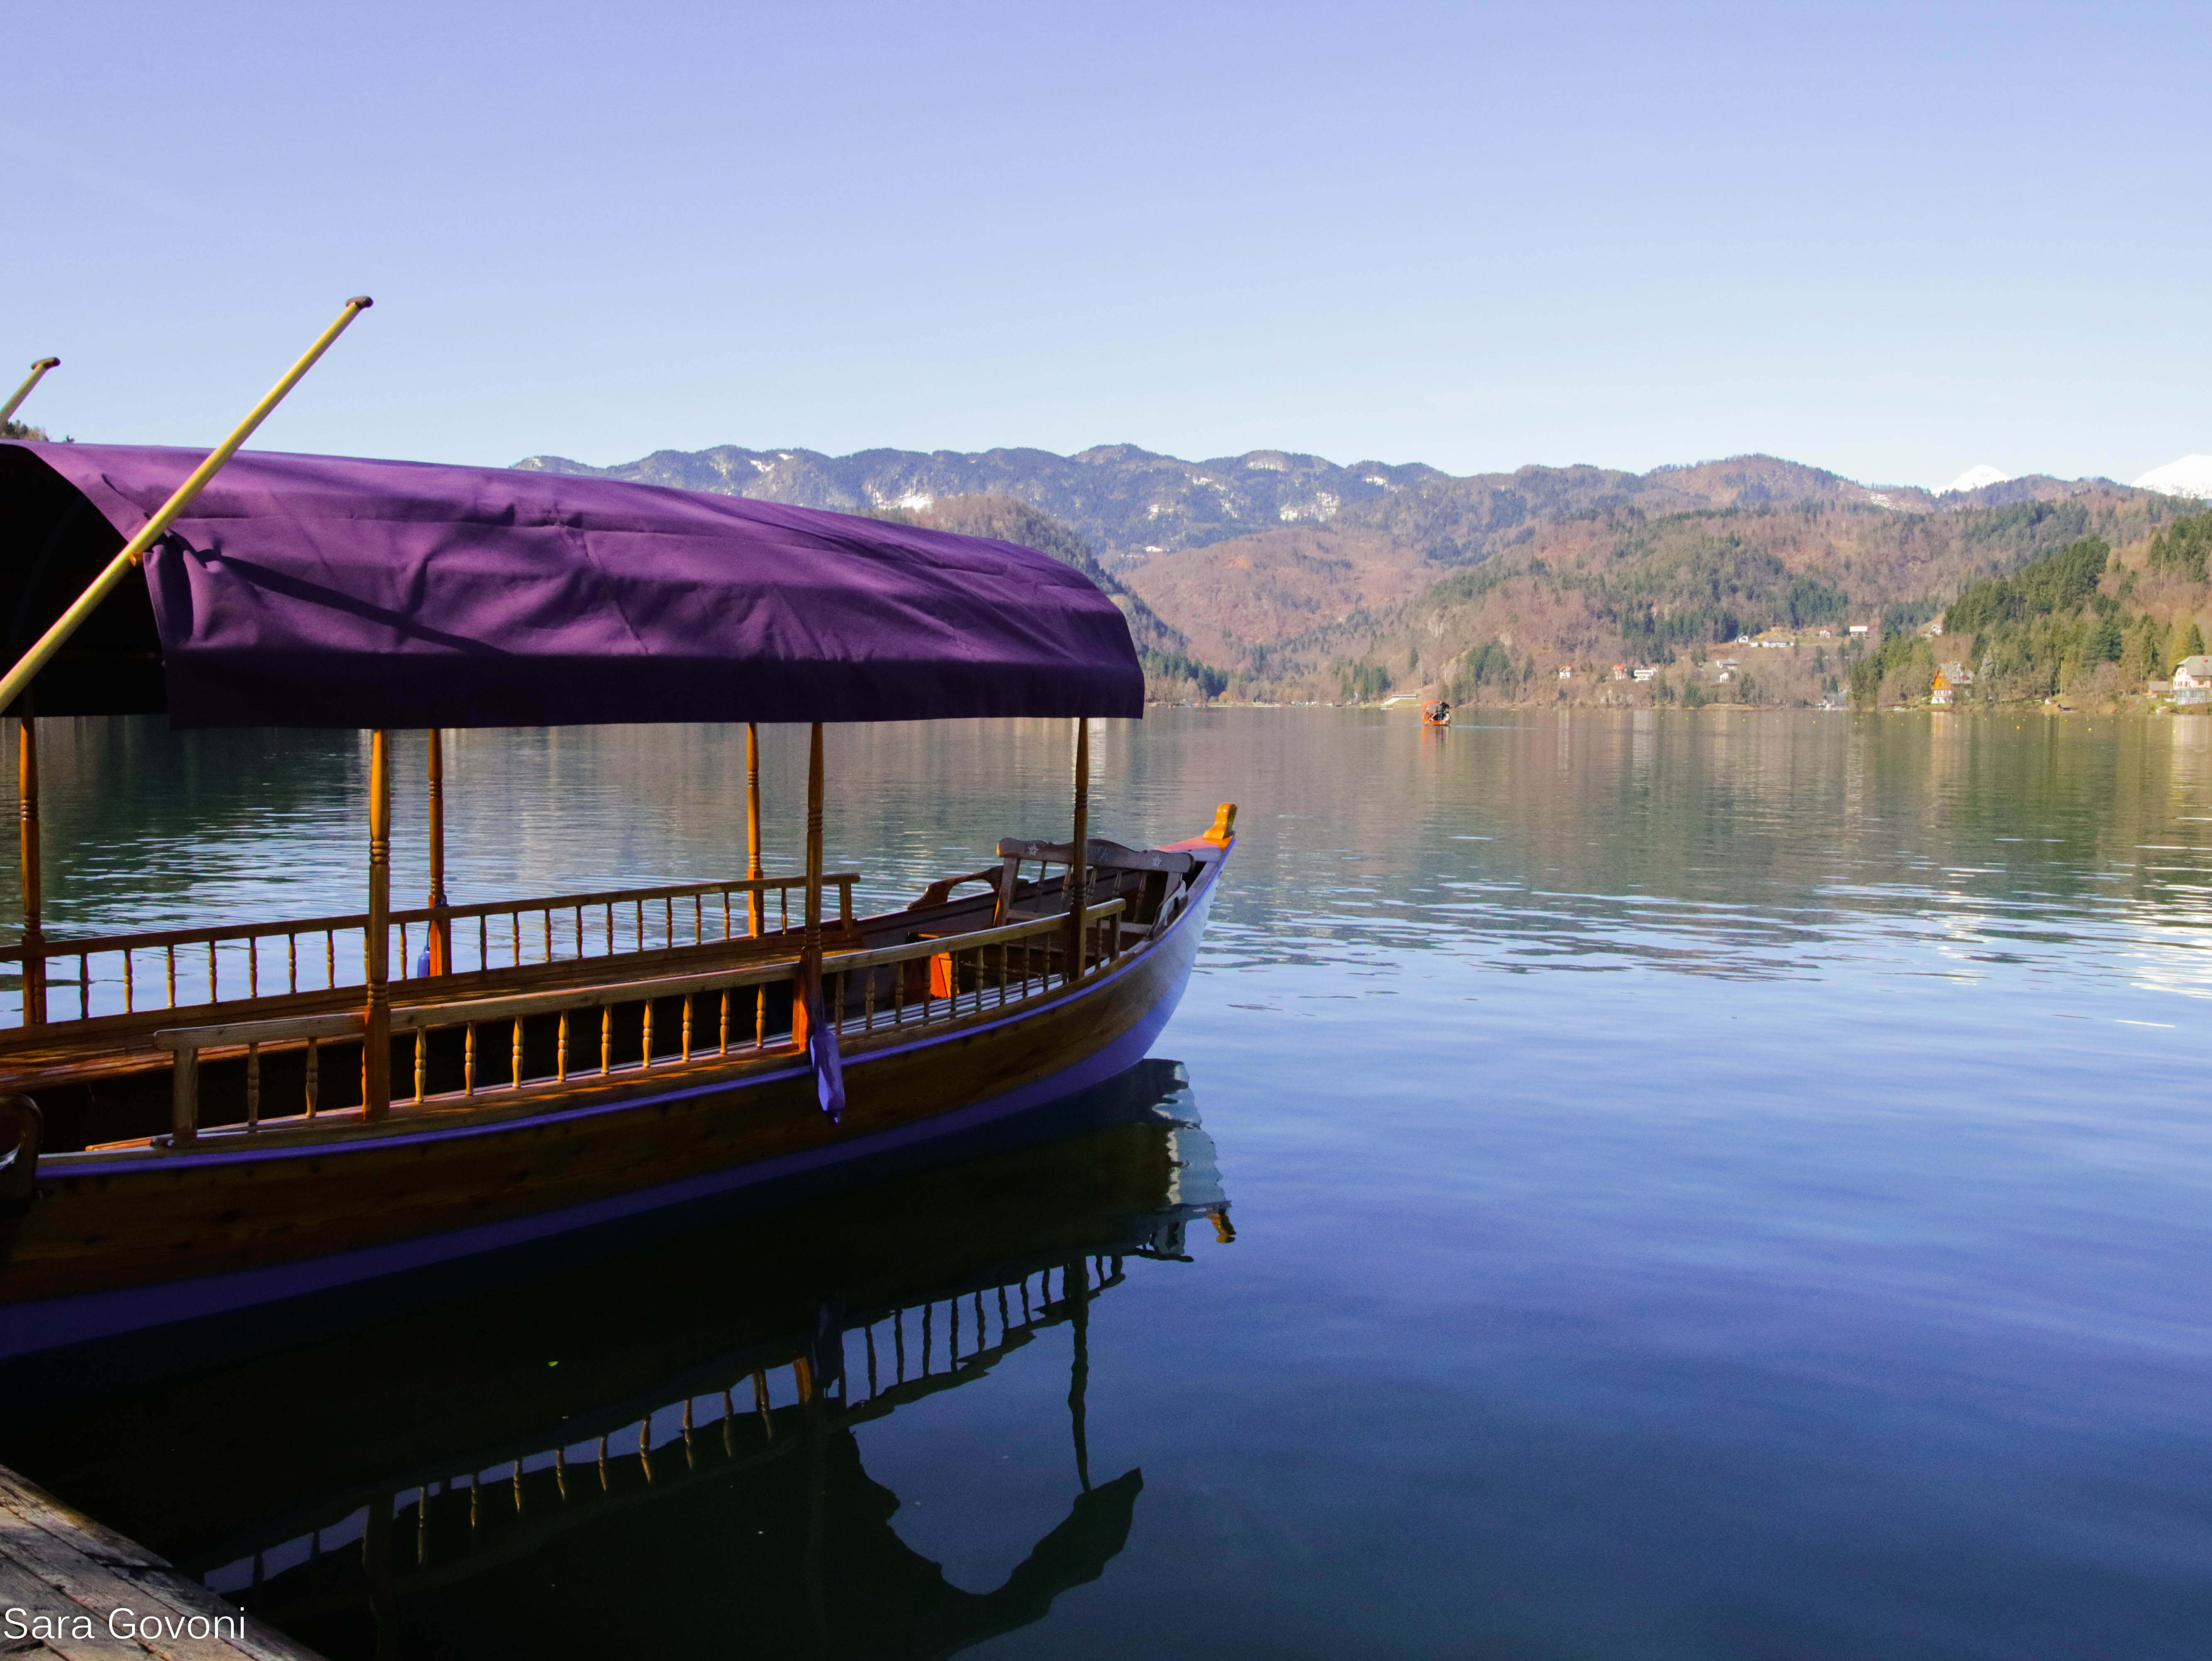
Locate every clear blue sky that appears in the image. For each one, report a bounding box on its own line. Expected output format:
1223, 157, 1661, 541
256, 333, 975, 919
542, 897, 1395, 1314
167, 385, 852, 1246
7, 1, 2205, 488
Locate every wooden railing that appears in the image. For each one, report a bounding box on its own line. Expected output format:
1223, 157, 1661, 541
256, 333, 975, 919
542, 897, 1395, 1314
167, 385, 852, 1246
0, 873, 858, 1031
819, 901, 1129, 1037
154, 900, 1127, 1143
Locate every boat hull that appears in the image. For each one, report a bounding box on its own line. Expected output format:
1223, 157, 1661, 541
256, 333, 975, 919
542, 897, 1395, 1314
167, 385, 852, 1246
0, 850, 1222, 1361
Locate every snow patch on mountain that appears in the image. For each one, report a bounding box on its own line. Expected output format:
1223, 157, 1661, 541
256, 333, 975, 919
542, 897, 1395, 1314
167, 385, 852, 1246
1942, 464, 2011, 494
2133, 456, 2212, 500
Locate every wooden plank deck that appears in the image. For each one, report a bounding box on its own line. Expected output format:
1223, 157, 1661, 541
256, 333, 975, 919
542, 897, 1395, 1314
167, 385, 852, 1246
0, 1463, 321, 1660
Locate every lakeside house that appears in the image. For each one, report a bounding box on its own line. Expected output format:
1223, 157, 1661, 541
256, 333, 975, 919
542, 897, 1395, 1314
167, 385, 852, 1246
1931, 669, 1954, 707
2173, 655, 2212, 706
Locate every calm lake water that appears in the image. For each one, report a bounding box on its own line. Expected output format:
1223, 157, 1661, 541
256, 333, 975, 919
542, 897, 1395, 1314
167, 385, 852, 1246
7, 707, 2212, 1659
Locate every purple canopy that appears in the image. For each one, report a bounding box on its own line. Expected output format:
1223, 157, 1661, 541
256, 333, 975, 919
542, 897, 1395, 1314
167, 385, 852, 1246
0, 442, 1142, 729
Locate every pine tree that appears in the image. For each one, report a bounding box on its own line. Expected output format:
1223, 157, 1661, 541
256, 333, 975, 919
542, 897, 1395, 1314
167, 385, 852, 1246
2172, 618, 2206, 672
2128, 617, 2164, 684
2087, 612, 2124, 664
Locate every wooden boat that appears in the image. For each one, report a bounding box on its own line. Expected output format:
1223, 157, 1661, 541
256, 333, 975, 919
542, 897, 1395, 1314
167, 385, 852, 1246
1421, 700, 1451, 727
0, 305, 1232, 1359
4, 1058, 1228, 1656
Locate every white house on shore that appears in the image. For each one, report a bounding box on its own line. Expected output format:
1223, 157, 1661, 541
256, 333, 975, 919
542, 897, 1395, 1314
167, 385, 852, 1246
2173, 656, 2212, 706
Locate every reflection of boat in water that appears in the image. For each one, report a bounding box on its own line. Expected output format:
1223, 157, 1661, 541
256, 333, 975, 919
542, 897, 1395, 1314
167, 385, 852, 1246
0, 1059, 1228, 1661
1421, 701, 1451, 727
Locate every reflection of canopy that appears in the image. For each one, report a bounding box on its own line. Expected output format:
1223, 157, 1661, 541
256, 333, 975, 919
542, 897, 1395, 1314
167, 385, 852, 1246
0, 442, 1143, 729
384, 1430, 1140, 1661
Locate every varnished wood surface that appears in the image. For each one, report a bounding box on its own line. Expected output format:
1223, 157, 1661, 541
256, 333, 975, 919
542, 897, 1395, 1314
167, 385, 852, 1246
0, 856, 1215, 1308
0, 921, 869, 1086
3, 879, 1109, 1157
0, 873, 861, 968
0, 864, 1103, 1087
0, 1460, 323, 1659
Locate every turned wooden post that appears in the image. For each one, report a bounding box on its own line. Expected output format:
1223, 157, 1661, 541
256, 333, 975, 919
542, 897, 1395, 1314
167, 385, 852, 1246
362, 730, 392, 1118
426, 729, 452, 974
15, 701, 43, 1026
791, 723, 825, 1049
746, 721, 764, 937
1065, 719, 1090, 984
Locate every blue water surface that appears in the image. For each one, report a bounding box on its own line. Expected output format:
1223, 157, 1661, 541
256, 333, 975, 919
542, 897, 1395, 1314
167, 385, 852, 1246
11, 707, 2212, 1658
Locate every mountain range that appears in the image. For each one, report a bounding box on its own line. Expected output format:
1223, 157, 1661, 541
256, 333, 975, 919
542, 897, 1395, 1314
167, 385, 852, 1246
516, 443, 2212, 705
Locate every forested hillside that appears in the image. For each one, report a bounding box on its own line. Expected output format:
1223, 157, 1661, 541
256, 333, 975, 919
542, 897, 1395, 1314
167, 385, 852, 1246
876, 494, 1223, 702
1851, 513, 2212, 709
1124, 488, 2195, 706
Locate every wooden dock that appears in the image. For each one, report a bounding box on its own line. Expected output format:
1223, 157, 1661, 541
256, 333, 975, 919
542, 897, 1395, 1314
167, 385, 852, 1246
0, 1464, 320, 1661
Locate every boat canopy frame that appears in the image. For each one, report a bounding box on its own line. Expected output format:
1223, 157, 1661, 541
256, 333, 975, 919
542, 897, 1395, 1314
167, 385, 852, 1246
0, 301, 1146, 1122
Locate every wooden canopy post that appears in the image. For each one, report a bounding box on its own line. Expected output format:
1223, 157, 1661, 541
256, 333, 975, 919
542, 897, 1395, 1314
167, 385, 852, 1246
425, 730, 451, 974
791, 723, 826, 1051
1066, 718, 1091, 985
15, 701, 42, 1027
362, 730, 392, 1119
746, 722, 763, 936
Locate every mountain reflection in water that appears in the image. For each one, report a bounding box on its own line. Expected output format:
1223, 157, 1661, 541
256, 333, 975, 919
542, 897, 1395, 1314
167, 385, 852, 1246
0, 1059, 1228, 1661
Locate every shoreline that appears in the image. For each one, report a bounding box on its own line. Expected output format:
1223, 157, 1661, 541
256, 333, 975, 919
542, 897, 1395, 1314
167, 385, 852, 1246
1152, 700, 2212, 718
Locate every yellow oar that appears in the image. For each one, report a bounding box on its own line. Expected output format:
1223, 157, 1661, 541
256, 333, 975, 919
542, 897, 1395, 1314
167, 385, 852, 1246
0, 358, 60, 426
0, 298, 372, 714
